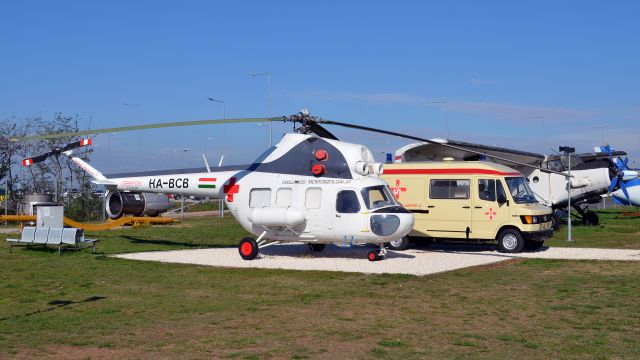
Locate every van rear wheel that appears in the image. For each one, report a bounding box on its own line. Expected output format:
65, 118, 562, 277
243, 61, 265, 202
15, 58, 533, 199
497, 229, 525, 253
386, 236, 410, 251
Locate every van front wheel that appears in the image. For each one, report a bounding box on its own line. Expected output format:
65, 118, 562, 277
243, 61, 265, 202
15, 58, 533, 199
497, 229, 525, 253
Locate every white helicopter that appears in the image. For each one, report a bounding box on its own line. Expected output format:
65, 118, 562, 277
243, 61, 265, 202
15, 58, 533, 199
395, 139, 636, 227
19, 112, 416, 261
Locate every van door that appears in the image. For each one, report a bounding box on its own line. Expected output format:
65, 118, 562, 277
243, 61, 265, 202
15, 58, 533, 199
424, 178, 472, 239
332, 189, 368, 245
472, 178, 510, 239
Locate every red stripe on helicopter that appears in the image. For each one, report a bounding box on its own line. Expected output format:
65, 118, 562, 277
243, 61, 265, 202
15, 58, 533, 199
384, 168, 522, 176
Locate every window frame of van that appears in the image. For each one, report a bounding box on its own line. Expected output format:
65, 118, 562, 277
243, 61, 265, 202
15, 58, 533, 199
428, 179, 471, 200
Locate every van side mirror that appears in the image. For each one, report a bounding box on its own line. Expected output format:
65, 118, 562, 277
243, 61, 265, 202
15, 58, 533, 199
497, 194, 508, 205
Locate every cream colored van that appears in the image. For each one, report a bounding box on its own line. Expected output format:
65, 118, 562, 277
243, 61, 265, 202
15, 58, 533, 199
381, 161, 553, 253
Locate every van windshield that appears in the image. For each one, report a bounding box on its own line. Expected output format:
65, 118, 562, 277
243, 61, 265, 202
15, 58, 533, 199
505, 177, 537, 204
361, 186, 397, 210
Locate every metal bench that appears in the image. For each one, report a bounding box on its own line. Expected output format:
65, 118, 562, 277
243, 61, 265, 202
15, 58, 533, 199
7, 226, 98, 255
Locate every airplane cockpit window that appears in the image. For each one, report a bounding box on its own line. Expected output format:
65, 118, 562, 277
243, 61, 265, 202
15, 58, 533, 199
505, 177, 537, 204
361, 185, 397, 210
336, 190, 361, 213
545, 160, 565, 172
249, 188, 271, 208
560, 154, 583, 168
478, 179, 496, 202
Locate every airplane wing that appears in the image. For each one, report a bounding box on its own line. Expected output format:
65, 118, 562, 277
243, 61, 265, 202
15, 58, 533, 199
396, 139, 546, 167
576, 151, 627, 162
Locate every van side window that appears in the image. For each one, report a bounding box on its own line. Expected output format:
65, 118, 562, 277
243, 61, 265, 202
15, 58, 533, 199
305, 188, 322, 209
496, 181, 507, 202
429, 179, 470, 199
249, 188, 271, 208
478, 179, 496, 202
336, 190, 361, 213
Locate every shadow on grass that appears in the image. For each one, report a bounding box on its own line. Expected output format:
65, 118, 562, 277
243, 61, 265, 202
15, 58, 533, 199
0, 296, 106, 321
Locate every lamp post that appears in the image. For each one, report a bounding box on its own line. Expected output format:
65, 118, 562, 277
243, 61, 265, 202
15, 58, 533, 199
180, 149, 189, 168
124, 103, 143, 171
249, 72, 272, 147
426, 100, 449, 138
207, 98, 226, 161
560, 146, 575, 242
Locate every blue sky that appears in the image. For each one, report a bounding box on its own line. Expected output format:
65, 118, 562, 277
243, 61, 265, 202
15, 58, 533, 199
2, 0, 639, 171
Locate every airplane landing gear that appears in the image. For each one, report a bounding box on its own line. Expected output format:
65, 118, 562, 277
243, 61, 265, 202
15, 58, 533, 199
571, 205, 599, 226
368, 245, 387, 261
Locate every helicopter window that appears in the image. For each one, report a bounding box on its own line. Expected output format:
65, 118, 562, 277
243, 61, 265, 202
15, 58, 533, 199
429, 179, 470, 199
249, 188, 271, 208
361, 185, 397, 210
276, 188, 292, 207
478, 179, 496, 202
336, 190, 361, 213
305, 188, 322, 209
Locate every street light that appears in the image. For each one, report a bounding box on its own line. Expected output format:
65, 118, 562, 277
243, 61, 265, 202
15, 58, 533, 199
249, 72, 272, 147
560, 146, 576, 242
124, 103, 143, 171
180, 148, 189, 168
426, 100, 449, 138
208, 98, 226, 162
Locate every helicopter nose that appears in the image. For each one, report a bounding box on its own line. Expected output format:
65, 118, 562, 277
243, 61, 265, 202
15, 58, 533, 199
369, 211, 414, 238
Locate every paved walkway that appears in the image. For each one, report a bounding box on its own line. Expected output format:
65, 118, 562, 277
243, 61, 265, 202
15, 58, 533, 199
114, 245, 640, 276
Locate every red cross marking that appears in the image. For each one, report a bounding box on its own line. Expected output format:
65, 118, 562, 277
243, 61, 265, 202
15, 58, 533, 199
485, 207, 497, 220
391, 179, 407, 199
223, 177, 240, 202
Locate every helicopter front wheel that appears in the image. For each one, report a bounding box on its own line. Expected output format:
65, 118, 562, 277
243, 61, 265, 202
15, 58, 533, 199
238, 237, 259, 260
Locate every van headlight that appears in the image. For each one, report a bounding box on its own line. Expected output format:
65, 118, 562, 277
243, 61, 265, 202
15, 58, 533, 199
521, 215, 548, 224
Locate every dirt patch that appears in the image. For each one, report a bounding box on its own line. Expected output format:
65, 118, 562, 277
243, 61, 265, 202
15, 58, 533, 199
465, 258, 524, 272
7, 345, 141, 360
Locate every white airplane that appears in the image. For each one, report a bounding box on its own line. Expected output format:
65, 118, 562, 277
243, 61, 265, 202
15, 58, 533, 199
394, 139, 634, 227
19, 113, 416, 261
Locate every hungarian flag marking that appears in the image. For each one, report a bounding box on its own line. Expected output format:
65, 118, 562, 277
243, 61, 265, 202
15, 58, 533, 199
198, 177, 216, 189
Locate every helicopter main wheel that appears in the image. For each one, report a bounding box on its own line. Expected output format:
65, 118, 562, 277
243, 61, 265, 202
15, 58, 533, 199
386, 236, 410, 251
309, 243, 326, 252
238, 237, 259, 260
367, 250, 379, 261
582, 211, 599, 226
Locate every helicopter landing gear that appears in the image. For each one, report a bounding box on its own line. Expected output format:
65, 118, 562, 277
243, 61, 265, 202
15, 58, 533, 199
238, 237, 259, 260
368, 245, 387, 261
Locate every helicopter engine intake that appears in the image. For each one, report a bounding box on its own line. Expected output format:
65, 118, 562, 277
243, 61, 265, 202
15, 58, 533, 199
105, 191, 171, 219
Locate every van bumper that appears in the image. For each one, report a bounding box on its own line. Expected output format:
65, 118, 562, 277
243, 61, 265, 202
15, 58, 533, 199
523, 229, 553, 241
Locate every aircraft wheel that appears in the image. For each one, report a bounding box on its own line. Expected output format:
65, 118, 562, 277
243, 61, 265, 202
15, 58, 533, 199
386, 236, 410, 251
497, 229, 525, 253
367, 250, 379, 262
238, 237, 259, 260
582, 211, 599, 226
309, 243, 326, 252
551, 213, 562, 230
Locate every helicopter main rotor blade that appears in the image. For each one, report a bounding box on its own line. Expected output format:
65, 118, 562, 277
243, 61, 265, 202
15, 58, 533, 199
10, 117, 284, 141
318, 118, 571, 177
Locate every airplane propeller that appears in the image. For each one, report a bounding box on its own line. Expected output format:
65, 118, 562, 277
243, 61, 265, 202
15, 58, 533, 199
601, 145, 636, 204
22, 138, 92, 166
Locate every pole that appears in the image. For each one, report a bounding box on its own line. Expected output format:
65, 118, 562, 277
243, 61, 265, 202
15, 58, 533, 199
181, 195, 185, 220
4, 180, 8, 227
268, 72, 272, 147
567, 158, 572, 242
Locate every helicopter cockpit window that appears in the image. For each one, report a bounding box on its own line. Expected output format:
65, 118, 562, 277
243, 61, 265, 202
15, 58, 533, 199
276, 188, 292, 207
361, 185, 397, 210
305, 188, 322, 209
249, 188, 271, 208
336, 190, 361, 213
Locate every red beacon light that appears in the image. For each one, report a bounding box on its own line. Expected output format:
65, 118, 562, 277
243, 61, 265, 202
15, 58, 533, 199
314, 149, 328, 161
311, 164, 326, 176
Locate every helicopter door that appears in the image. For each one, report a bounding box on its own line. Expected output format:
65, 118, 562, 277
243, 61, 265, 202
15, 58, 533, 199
333, 189, 367, 245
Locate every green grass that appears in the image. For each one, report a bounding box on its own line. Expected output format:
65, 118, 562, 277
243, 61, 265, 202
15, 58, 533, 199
0, 211, 639, 358
546, 207, 640, 248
